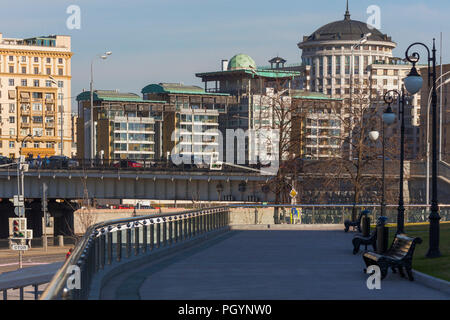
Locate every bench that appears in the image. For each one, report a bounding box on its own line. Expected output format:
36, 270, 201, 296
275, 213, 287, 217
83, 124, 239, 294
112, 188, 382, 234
352, 228, 377, 254
344, 210, 368, 233
363, 234, 422, 281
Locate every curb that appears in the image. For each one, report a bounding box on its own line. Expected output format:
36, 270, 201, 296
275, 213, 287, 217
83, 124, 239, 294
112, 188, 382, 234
412, 270, 450, 295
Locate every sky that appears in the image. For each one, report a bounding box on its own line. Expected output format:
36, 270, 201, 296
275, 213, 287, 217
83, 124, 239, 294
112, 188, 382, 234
1, 0, 449, 111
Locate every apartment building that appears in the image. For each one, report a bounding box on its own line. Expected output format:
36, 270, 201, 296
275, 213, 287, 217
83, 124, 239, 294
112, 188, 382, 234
141, 83, 230, 163
76, 90, 164, 160
0, 33, 72, 158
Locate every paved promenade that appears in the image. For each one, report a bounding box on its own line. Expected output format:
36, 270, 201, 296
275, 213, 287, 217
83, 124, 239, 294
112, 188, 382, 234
101, 229, 449, 300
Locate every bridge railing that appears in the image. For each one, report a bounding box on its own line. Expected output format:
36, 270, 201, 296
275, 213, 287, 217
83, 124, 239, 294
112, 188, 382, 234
39, 206, 230, 300
228, 204, 450, 225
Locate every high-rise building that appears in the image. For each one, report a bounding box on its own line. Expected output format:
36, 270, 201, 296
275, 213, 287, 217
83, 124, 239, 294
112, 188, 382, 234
0, 33, 72, 158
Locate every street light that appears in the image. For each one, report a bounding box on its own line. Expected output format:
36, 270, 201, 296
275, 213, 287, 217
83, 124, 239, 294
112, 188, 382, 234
48, 76, 63, 156
369, 105, 395, 218
349, 33, 372, 160
90, 51, 112, 162
383, 88, 408, 234
404, 40, 441, 258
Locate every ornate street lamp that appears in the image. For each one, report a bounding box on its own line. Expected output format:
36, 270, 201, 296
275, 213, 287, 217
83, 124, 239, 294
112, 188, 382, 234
383, 88, 408, 234
369, 106, 395, 218
404, 40, 441, 258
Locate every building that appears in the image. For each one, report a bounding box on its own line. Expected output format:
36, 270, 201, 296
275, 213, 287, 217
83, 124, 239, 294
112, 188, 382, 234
141, 83, 231, 163
290, 91, 344, 159
297, 4, 422, 159
76, 90, 164, 160
196, 54, 302, 163
0, 33, 72, 158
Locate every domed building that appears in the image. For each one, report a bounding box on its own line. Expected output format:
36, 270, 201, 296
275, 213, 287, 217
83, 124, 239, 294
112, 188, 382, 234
227, 54, 256, 71
298, 2, 396, 98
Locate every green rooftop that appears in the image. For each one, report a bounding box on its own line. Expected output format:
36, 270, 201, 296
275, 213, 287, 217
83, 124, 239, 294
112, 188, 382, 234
76, 90, 165, 103
141, 83, 230, 96
291, 90, 343, 101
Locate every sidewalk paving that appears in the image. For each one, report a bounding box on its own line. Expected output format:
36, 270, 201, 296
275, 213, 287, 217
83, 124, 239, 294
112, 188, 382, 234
102, 229, 450, 300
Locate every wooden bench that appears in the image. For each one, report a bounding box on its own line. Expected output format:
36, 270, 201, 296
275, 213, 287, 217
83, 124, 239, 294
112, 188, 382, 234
352, 228, 377, 254
344, 210, 368, 233
363, 234, 422, 281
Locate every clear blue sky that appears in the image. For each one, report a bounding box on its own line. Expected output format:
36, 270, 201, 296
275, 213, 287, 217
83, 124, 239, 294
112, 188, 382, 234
1, 0, 449, 110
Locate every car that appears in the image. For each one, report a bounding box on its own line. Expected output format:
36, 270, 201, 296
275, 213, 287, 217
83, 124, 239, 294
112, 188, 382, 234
0, 156, 13, 165
113, 160, 143, 168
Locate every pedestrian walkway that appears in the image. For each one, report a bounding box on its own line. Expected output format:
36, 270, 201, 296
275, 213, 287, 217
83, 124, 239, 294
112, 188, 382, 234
101, 229, 449, 300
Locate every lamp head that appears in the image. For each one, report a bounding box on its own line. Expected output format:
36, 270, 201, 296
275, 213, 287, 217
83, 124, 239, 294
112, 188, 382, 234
369, 131, 379, 141
382, 105, 396, 125
404, 66, 423, 95
105, 51, 112, 56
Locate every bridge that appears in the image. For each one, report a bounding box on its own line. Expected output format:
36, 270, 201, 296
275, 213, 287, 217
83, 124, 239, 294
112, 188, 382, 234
36, 206, 449, 300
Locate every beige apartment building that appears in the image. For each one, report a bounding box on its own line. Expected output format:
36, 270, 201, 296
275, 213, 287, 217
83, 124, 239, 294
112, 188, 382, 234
0, 33, 72, 158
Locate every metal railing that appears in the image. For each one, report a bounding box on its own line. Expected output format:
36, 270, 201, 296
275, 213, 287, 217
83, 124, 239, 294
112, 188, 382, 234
39, 207, 230, 300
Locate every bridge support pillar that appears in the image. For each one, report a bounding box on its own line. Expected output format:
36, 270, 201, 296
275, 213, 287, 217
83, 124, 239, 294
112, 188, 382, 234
0, 199, 14, 239
26, 200, 44, 238
48, 200, 75, 237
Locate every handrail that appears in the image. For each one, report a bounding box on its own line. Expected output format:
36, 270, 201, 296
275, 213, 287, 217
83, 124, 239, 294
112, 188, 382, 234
40, 206, 230, 300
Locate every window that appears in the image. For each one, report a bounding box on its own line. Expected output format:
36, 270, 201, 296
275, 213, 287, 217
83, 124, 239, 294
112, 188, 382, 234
58, 58, 63, 64
9, 66, 14, 73
32, 103, 43, 111
383, 69, 388, 75
32, 116, 43, 123
21, 79, 27, 86
34, 142, 40, 148
9, 128, 15, 136
9, 56, 14, 61
46, 129, 53, 136
9, 104, 15, 113
21, 66, 26, 74
46, 58, 51, 64
34, 57, 39, 63
58, 68, 63, 76
9, 116, 15, 123
9, 141, 15, 148
34, 80, 39, 87
58, 81, 64, 88
394, 70, 399, 76
46, 68, 51, 75
9, 79, 14, 86
21, 56, 27, 62
383, 79, 388, 86
46, 142, 53, 148
45, 80, 52, 87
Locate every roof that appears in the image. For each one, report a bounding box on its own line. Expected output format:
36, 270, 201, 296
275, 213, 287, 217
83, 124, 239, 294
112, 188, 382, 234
76, 90, 165, 103
141, 83, 230, 96
299, 5, 394, 45
228, 54, 256, 70
291, 90, 343, 101
196, 69, 301, 80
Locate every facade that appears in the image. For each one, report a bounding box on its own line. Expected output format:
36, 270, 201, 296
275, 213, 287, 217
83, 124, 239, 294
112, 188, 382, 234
141, 83, 230, 163
196, 54, 302, 163
76, 90, 164, 160
0, 33, 73, 158
290, 91, 344, 159
297, 5, 422, 160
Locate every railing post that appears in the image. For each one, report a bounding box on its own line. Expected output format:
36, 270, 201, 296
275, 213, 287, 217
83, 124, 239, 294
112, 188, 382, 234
188, 214, 192, 238
94, 235, 100, 273
126, 227, 131, 258
168, 217, 173, 245
116, 229, 122, 262
34, 284, 39, 300
107, 230, 112, 265
174, 217, 178, 243
156, 219, 161, 248
162, 218, 167, 246
19, 287, 24, 300
179, 215, 183, 240
134, 224, 140, 256
184, 215, 188, 240
99, 231, 106, 270
150, 220, 155, 250
142, 223, 147, 253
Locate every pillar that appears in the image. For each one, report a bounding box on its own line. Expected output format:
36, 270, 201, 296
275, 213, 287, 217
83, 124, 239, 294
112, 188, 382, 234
0, 199, 14, 239
26, 200, 44, 238
48, 200, 75, 237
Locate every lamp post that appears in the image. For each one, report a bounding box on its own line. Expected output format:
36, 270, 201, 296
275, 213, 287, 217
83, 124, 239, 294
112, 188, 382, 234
90, 51, 112, 163
404, 40, 441, 258
369, 106, 395, 218
349, 33, 371, 160
48, 76, 63, 156
383, 88, 408, 234
17, 134, 34, 218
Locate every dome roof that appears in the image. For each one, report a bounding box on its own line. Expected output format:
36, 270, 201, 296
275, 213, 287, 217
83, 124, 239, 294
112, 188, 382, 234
228, 54, 256, 70
300, 4, 394, 45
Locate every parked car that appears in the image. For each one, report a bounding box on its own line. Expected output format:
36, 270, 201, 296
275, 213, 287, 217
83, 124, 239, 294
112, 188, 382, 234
46, 156, 78, 169
0, 156, 13, 165
113, 160, 143, 168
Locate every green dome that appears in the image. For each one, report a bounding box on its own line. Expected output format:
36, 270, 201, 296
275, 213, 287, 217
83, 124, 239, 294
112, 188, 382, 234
228, 54, 256, 70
